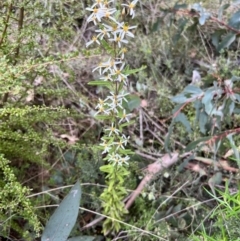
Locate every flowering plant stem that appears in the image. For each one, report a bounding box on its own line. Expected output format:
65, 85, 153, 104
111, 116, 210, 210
85, 0, 139, 234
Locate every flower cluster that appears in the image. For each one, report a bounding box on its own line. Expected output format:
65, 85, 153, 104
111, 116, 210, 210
86, 0, 139, 166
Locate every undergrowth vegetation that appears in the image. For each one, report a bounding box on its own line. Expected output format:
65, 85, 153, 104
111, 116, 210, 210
0, 0, 240, 240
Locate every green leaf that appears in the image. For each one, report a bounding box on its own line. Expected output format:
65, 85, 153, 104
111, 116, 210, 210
127, 95, 141, 111
172, 18, 188, 44
119, 120, 135, 128
228, 9, 240, 29
173, 3, 188, 10
218, 4, 230, 20
202, 88, 214, 115
199, 111, 208, 134
208, 172, 223, 195
171, 94, 187, 103
164, 118, 175, 151
184, 84, 203, 95
211, 30, 223, 49
88, 80, 112, 87
100, 39, 114, 54
217, 32, 236, 51
151, 17, 161, 32
100, 164, 114, 173
41, 180, 81, 241
185, 137, 211, 151
174, 112, 191, 133
199, 12, 211, 25
94, 115, 110, 120
124, 65, 146, 75
234, 93, 240, 102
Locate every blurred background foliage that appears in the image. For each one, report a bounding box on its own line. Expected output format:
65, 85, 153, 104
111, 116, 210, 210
0, 0, 240, 240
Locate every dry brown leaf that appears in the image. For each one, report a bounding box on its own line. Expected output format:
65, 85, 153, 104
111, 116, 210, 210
60, 134, 79, 144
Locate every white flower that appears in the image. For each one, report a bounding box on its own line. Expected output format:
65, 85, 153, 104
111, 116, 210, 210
95, 98, 106, 109
95, 27, 111, 40
105, 123, 120, 136
100, 140, 112, 154
95, 99, 110, 115
117, 91, 129, 103
105, 91, 128, 107
115, 22, 137, 39
107, 153, 122, 165
100, 73, 113, 82
102, 23, 119, 35
120, 155, 130, 165
104, 91, 129, 113
103, 8, 117, 21
113, 135, 129, 150
119, 47, 128, 60
86, 35, 100, 47
105, 95, 123, 113
109, 33, 128, 48
119, 109, 132, 123
111, 63, 128, 82
86, 4, 108, 24
121, 0, 138, 18
97, 58, 122, 74
90, 0, 103, 8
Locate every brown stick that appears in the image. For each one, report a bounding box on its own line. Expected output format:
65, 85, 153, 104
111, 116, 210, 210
125, 152, 179, 209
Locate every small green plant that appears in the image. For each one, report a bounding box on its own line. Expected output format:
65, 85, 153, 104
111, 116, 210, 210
85, 0, 143, 234
190, 183, 240, 241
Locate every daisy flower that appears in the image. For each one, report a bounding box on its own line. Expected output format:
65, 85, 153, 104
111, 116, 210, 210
121, 0, 139, 18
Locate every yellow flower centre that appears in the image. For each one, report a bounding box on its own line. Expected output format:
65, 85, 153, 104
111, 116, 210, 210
98, 98, 104, 105
105, 11, 110, 17
129, 3, 135, 9
116, 69, 121, 75
110, 60, 115, 66
112, 25, 118, 31
111, 126, 115, 131
123, 25, 129, 32
99, 106, 104, 112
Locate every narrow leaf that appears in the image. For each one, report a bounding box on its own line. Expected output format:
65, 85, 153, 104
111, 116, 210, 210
218, 4, 230, 20
124, 65, 146, 75
164, 119, 175, 151
185, 137, 211, 151
217, 32, 236, 51
202, 88, 214, 115
174, 112, 191, 133
151, 17, 161, 32
41, 180, 81, 241
199, 111, 208, 134
173, 3, 188, 10
88, 81, 112, 87
228, 9, 240, 29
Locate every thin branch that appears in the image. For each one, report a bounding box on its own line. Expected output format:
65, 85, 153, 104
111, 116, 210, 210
0, 3, 12, 47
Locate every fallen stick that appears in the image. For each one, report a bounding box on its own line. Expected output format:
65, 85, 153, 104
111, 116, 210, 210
125, 152, 179, 209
